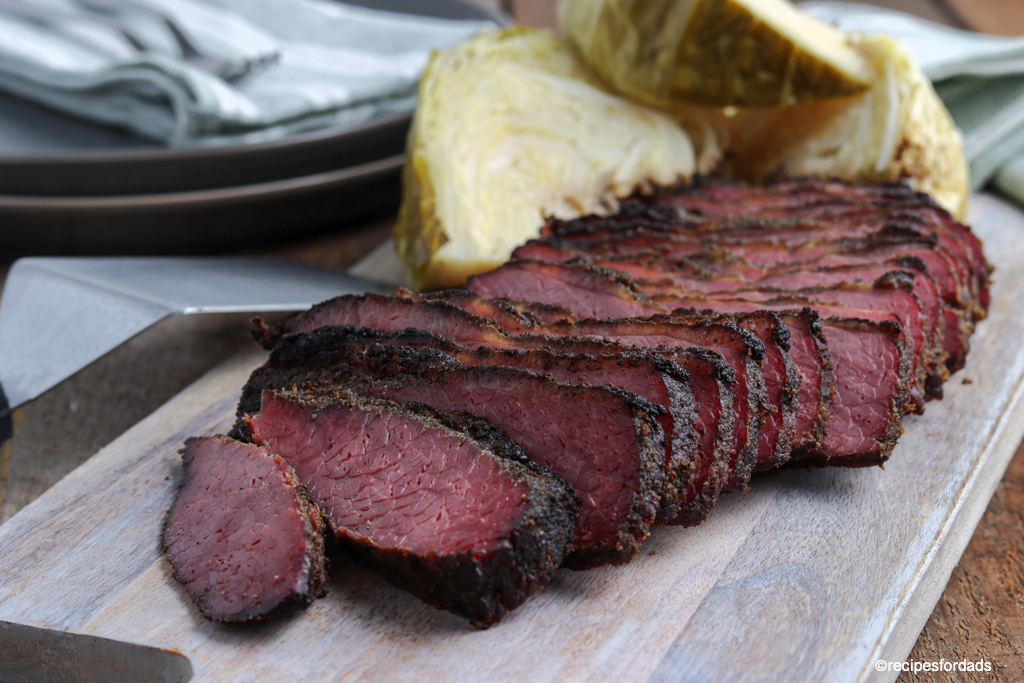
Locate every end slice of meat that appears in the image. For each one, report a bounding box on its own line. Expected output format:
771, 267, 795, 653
246, 391, 578, 627
163, 436, 327, 622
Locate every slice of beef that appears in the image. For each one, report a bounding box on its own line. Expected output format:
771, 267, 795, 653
534, 230, 706, 260
465, 260, 767, 492
501, 299, 578, 324
668, 295, 911, 465
685, 240, 973, 374
238, 342, 665, 570
654, 278, 929, 414
809, 245, 972, 373
163, 435, 327, 622
545, 177, 990, 320
535, 316, 766, 494
246, 391, 577, 626
396, 288, 539, 330
641, 256, 946, 399
254, 292, 732, 528
702, 310, 799, 470
662, 178, 990, 312
277, 324, 698, 526
664, 298, 832, 454
254, 292, 515, 350
695, 236, 973, 312
467, 260, 667, 320
754, 266, 947, 395
540, 206, 986, 325
512, 240, 595, 263
399, 288, 579, 326
538, 196, 694, 239
490, 333, 737, 527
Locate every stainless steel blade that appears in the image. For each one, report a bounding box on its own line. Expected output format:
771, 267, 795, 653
0, 257, 393, 417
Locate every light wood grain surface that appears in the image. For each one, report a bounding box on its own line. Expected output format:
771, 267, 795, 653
0, 193, 1021, 682
3, 1, 1024, 678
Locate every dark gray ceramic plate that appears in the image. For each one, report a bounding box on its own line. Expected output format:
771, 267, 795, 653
0, 0, 506, 254
0, 0, 505, 198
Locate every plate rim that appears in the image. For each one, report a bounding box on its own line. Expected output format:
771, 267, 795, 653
0, 110, 413, 166
0, 153, 405, 209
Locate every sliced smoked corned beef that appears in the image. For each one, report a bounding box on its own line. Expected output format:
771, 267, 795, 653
539, 250, 946, 393
690, 236, 973, 313
237, 341, 665, 569
246, 390, 577, 626
467, 260, 772, 493
497, 296, 788, 474
163, 436, 327, 622
646, 275, 929, 413
537, 212, 984, 310
688, 310, 799, 470
253, 292, 517, 351
662, 300, 832, 454
512, 239, 595, 263
754, 266, 947, 395
537, 196, 694, 240
666, 295, 910, 466
666, 177, 988, 278
743, 282, 928, 411
270, 324, 699, 526
533, 315, 765, 493
554, 219, 983, 321
395, 288, 539, 330
530, 239, 968, 385
639, 270, 932, 409
661, 178, 991, 311
406, 297, 741, 523
541, 181, 990, 320
502, 299, 578, 324
252, 292, 729, 526
681, 242, 973, 375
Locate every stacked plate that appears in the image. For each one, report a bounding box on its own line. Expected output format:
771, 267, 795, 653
0, 0, 504, 255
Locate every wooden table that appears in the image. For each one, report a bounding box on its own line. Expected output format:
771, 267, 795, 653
3, 0, 1024, 679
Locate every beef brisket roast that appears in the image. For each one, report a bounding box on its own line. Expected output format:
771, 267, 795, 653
172, 176, 989, 628
247, 390, 577, 626
163, 436, 327, 622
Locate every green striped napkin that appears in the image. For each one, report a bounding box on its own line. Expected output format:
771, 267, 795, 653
0, 0, 492, 147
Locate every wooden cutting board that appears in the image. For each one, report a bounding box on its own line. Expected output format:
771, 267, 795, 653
2, 193, 1023, 683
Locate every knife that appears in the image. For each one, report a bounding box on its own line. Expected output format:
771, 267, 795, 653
0, 256, 394, 443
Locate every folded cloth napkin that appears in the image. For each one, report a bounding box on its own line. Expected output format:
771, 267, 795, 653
0, 0, 492, 146
802, 1, 1024, 207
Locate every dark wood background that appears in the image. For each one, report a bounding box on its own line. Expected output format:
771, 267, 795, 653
2, 0, 1023, 679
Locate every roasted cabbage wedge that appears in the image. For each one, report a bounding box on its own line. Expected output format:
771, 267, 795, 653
395, 27, 721, 290
730, 35, 969, 218
557, 0, 873, 108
